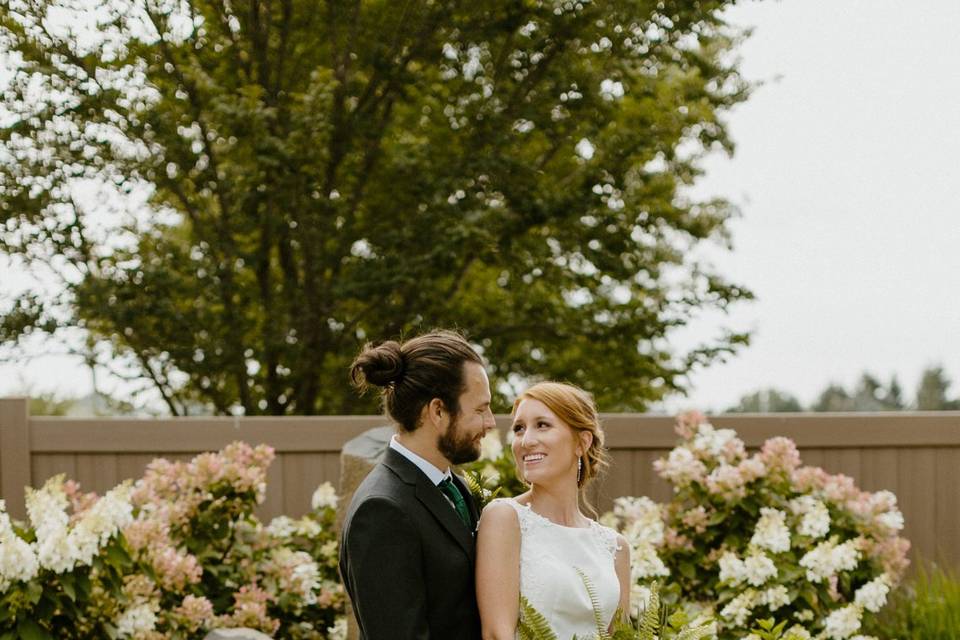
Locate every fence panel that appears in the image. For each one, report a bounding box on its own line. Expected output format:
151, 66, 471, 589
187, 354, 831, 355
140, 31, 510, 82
2, 398, 958, 568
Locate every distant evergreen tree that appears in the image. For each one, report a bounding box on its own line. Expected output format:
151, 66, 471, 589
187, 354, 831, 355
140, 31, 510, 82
812, 383, 857, 412
728, 388, 804, 413
915, 366, 960, 410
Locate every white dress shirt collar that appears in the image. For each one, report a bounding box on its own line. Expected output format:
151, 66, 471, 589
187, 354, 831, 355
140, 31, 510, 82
389, 435, 451, 486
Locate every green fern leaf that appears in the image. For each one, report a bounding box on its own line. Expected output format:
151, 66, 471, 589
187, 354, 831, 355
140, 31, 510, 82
675, 622, 716, 640
637, 582, 662, 640
518, 595, 559, 640
575, 567, 611, 640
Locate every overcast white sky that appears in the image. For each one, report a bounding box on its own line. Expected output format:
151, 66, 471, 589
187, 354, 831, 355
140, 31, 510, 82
2, 0, 959, 412
663, 0, 960, 412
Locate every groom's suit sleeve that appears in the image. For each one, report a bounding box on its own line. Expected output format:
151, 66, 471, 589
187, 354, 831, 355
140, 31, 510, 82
344, 495, 430, 640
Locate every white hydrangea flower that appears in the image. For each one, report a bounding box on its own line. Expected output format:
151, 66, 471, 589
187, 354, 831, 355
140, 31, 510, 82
478, 431, 504, 461
267, 515, 297, 538
719, 552, 746, 586
615, 496, 665, 546
26, 476, 133, 573
854, 575, 890, 613
311, 482, 338, 510
656, 446, 707, 485
116, 603, 158, 638
631, 583, 653, 611
0, 501, 39, 590
799, 538, 860, 582
794, 609, 815, 622
692, 423, 739, 458
750, 508, 791, 553
720, 589, 758, 627
295, 517, 323, 538
784, 626, 813, 640
743, 551, 778, 586
740, 635, 762, 640
875, 509, 904, 531
824, 604, 862, 640
831, 539, 861, 573
799, 501, 831, 539
327, 617, 348, 640
762, 585, 791, 611
630, 542, 670, 579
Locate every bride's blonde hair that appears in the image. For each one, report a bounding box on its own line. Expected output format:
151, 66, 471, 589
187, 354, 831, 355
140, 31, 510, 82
513, 382, 610, 513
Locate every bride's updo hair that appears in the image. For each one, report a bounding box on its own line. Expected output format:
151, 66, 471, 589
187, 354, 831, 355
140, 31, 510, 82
350, 330, 482, 432
514, 382, 610, 491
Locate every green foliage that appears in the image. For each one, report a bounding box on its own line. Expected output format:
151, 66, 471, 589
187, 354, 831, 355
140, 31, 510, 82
863, 561, 960, 640
518, 595, 559, 640
0, 0, 753, 415
460, 431, 527, 504
726, 388, 803, 413
915, 366, 960, 410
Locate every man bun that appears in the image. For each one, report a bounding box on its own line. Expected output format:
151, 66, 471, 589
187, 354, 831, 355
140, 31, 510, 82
350, 341, 406, 391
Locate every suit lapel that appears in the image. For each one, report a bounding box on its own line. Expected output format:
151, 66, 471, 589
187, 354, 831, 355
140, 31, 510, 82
415, 479, 476, 561
382, 448, 476, 562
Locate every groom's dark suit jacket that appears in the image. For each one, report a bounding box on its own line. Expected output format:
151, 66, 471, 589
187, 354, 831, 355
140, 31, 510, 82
339, 447, 482, 640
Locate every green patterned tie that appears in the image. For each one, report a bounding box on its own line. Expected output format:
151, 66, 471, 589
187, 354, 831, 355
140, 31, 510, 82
438, 477, 471, 529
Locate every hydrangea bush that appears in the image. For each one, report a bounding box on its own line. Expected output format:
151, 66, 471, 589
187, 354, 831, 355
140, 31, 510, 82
0, 442, 346, 639
605, 412, 911, 640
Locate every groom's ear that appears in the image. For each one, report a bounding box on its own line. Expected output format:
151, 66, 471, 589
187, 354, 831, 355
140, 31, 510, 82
424, 397, 447, 430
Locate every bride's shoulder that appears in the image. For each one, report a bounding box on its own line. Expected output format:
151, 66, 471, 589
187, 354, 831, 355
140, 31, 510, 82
591, 519, 628, 556
481, 496, 522, 520
477, 498, 523, 540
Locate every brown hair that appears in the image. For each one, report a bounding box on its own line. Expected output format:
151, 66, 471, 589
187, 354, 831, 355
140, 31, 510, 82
514, 382, 610, 512
350, 330, 482, 432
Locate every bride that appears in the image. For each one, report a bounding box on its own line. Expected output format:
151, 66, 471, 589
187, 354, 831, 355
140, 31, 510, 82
476, 382, 630, 639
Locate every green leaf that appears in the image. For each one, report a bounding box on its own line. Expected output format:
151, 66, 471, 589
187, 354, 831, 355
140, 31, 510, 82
16, 620, 50, 640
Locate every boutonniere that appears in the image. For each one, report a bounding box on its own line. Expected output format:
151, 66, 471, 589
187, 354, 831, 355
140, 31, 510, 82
462, 470, 504, 510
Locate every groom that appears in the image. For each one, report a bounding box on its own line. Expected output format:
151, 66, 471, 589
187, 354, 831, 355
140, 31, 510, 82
340, 330, 496, 639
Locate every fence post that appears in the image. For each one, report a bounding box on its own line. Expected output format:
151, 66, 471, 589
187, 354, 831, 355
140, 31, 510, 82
0, 397, 31, 521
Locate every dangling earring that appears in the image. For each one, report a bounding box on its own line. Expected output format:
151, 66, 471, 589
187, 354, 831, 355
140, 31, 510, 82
577, 457, 583, 484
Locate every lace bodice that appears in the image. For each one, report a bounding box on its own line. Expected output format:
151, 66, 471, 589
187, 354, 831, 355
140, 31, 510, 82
497, 498, 621, 640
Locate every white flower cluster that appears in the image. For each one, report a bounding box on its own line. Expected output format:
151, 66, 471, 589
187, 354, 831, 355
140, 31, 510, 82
655, 446, 707, 486
854, 574, 890, 612
327, 616, 348, 640
750, 508, 791, 553
798, 537, 861, 583
311, 482, 338, 511
478, 431, 504, 462
274, 548, 322, 605
610, 497, 669, 580
25, 476, 133, 574
790, 496, 831, 539
691, 423, 740, 459
720, 589, 758, 626
823, 603, 861, 640
0, 500, 39, 590
115, 603, 159, 638
719, 551, 777, 587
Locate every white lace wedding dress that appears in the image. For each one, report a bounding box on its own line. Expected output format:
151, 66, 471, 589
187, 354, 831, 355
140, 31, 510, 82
498, 497, 621, 640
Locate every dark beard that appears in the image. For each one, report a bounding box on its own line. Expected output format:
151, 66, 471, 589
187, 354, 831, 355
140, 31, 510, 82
437, 413, 481, 465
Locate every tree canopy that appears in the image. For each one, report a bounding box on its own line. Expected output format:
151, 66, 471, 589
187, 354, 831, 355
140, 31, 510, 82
1, 0, 753, 414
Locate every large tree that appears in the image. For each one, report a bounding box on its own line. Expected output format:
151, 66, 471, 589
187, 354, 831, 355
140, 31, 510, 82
0, 0, 753, 415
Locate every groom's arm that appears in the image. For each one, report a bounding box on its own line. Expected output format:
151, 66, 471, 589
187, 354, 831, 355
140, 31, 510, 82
343, 495, 430, 640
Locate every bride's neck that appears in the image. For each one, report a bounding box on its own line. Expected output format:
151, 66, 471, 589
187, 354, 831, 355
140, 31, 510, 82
526, 482, 585, 526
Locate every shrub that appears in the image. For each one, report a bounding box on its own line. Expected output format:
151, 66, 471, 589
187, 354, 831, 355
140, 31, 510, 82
604, 411, 911, 640
0, 443, 346, 639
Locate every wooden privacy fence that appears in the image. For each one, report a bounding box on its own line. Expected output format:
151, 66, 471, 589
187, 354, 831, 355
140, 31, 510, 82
2, 397, 959, 568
